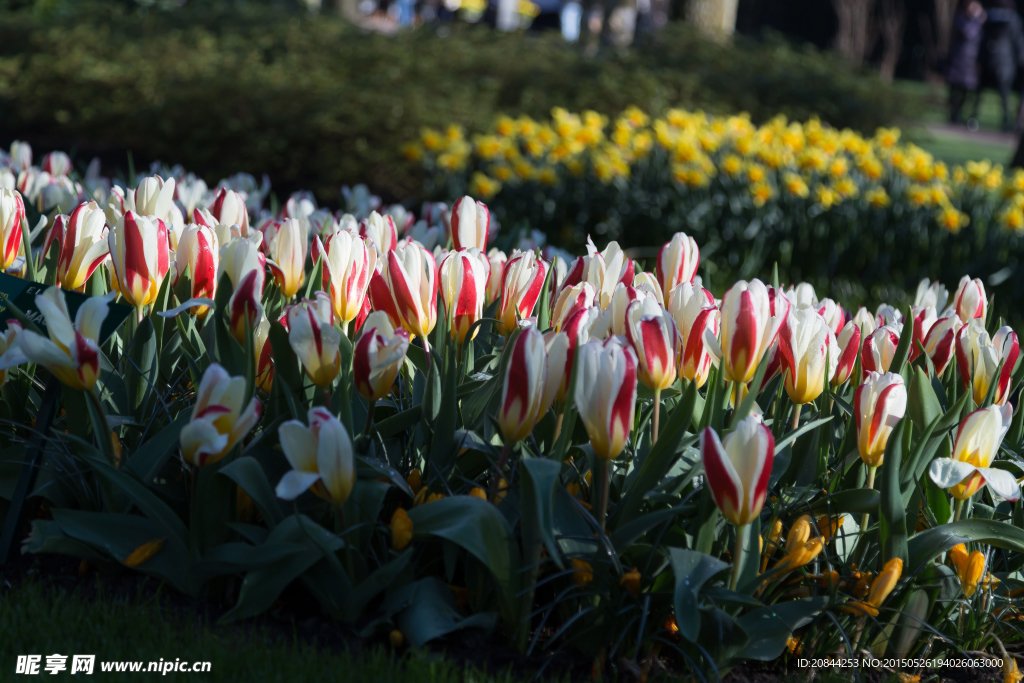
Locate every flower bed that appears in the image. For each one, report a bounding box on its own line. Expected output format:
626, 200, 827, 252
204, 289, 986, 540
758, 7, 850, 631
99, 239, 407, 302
1, 140, 1024, 677
409, 108, 1024, 328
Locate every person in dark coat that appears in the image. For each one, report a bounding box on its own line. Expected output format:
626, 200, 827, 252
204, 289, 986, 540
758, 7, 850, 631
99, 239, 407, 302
947, 0, 987, 124
979, 0, 1024, 131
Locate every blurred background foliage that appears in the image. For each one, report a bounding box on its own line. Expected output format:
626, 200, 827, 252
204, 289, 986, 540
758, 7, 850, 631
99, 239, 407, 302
0, 2, 915, 205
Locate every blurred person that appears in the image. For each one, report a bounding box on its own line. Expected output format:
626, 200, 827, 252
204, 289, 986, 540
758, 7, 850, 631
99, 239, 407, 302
979, 0, 1024, 131
947, 0, 986, 125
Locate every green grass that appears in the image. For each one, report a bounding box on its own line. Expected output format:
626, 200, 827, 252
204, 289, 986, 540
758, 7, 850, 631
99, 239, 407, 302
0, 580, 520, 682
895, 78, 1014, 132
913, 128, 1016, 166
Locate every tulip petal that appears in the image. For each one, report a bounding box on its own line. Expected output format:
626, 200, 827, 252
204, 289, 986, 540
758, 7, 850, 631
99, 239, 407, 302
275, 470, 322, 501
279, 420, 319, 472
928, 458, 977, 489
979, 467, 1021, 502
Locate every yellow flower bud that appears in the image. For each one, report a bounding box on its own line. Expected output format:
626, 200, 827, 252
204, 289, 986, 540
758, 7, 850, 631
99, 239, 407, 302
774, 538, 823, 572
963, 551, 986, 598
390, 508, 413, 551
469, 487, 487, 501
620, 567, 641, 597
389, 630, 405, 648
573, 558, 594, 587
785, 516, 812, 554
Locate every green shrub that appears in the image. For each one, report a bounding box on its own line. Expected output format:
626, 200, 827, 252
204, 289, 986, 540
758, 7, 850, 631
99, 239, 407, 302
0, 6, 914, 204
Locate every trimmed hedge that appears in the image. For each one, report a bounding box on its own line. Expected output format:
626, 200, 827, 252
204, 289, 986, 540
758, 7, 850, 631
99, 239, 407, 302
0, 5, 915, 203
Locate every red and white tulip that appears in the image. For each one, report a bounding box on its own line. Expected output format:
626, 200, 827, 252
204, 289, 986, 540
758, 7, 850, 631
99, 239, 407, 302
575, 337, 638, 460
316, 230, 377, 331
354, 311, 411, 401
285, 292, 342, 387
497, 250, 547, 335
378, 243, 439, 340
450, 195, 490, 251
708, 279, 783, 384
625, 298, 678, 391
439, 248, 488, 344
498, 325, 563, 443
656, 231, 699, 295
954, 275, 987, 323
700, 416, 775, 526
0, 286, 112, 392
47, 201, 109, 292
831, 320, 861, 386
667, 281, 719, 388
921, 312, 962, 375
930, 404, 1018, 501
174, 224, 219, 315
180, 363, 262, 467
210, 187, 250, 235
778, 308, 839, 404
359, 211, 399, 254
860, 324, 901, 379
108, 211, 170, 310
855, 371, 907, 467
219, 236, 266, 343
955, 320, 1019, 406
267, 217, 308, 298
276, 407, 355, 504
0, 189, 25, 271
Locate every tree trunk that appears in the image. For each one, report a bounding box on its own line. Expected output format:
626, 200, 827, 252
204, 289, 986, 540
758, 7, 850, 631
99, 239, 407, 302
832, 0, 877, 63
1012, 134, 1024, 169
684, 0, 739, 37
879, 0, 905, 82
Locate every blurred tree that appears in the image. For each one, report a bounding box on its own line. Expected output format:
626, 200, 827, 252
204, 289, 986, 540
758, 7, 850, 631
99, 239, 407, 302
684, 0, 739, 35
879, 0, 906, 80
832, 0, 876, 62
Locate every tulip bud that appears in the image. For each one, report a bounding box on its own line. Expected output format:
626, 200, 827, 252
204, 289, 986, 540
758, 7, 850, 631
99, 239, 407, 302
875, 304, 902, 327
667, 282, 719, 389
625, 299, 678, 391
267, 218, 308, 298
656, 231, 699, 295
0, 189, 25, 271
10, 141, 31, 172
954, 275, 987, 323
815, 298, 845, 336
359, 211, 398, 254
711, 279, 783, 384
0, 287, 112, 391
41, 151, 71, 178
354, 311, 410, 401
179, 363, 262, 466
778, 308, 839, 404
956, 320, 1019, 406
852, 306, 876, 337
276, 407, 355, 504
485, 248, 507, 305
439, 248, 488, 344
583, 237, 634, 309
921, 313, 962, 375
51, 201, 109, 292
552, 306, 600, 401
497, 251, 547, 336
285, 292, 342, 387
592, 282, 643, 339
633, 271, 665, 306
0, 321, 20, 388
498, 326, 552, 443
174, 224, 219, 314
907, 305, 938, 361
255, 313, 274, 393
317, 230, 377, 330
915, 278, 949, 312
108, 211, 171, 310
855, 372, 907, 467
132, 175, 176, 222
219, 237, 266, 343
377, 243, 439, 340
700, 417, 775, 526
551, 281, 597, 332
930, 404, 1018, 501
575, 337, 638, 460
860, 324, 901, 380
831, 320, 861, 386
210, 187, 250, 235
785, 282, 817, 309
450, 195, 490, 250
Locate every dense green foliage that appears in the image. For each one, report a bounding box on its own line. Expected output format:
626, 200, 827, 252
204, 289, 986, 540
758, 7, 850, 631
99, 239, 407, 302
0, 6, 913, 203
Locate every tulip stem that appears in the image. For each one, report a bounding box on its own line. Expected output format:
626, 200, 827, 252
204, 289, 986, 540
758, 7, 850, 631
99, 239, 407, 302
651, 389, 661, 445
860, 466, 877, 540
730, 523, 748, 591
489, 443, 512, 503
362, 399, 377, 438
552, 409, 564, 444
790, 404, 801, 432
335, 505, 354, 579
87, 388, 115, 461
953, 498, 965, 523
596, 459, 611, 530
